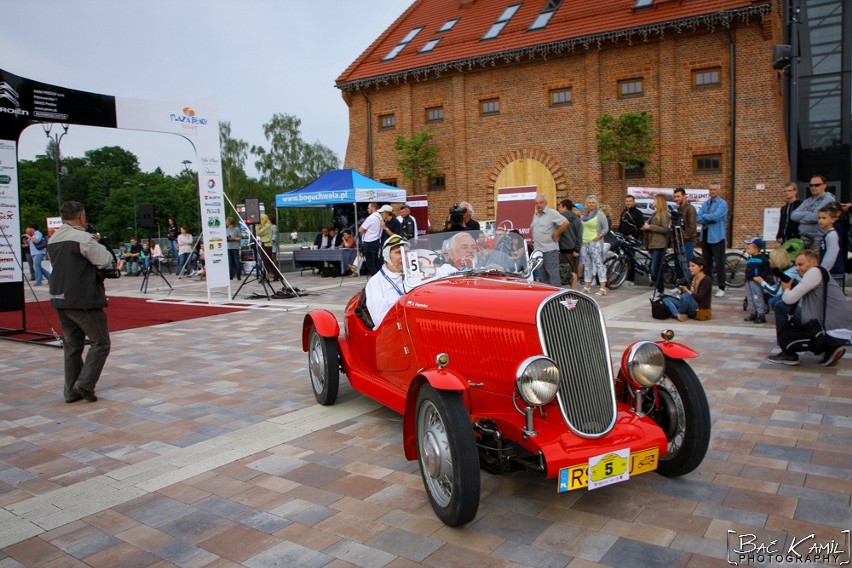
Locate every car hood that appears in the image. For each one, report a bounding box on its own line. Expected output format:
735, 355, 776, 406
402, 275, 557, 325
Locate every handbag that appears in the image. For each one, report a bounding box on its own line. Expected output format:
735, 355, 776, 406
34, 236, 48, 250
695, 308, 712, 321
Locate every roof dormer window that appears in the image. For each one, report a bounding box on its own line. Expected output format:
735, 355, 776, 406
420, 38, 442, 53
438, 18, 459, 33
634, 0, 654, 9
383, 26, 424, 61
529, 0, 562, 31
482, 4, 521, 40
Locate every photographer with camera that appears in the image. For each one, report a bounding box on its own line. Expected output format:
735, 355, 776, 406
672, 187, 697, 275
444, 201, 479, 231
47, 201, 117, 404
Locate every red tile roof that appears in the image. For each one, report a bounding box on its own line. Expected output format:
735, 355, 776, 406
337, 0, 772, 90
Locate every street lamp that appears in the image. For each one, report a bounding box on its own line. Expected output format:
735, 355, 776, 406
123, 182, 145, 237
181, 160, 193, 172
43, 123, 69, 213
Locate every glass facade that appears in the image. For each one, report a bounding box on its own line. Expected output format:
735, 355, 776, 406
791, 0, 850, 201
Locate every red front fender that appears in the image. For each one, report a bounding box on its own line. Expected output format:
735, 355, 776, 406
301, 310, 340, 351
656, 340, 699, 360
401, 369, 469, 460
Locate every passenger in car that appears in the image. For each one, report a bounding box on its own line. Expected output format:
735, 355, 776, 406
435, 232, 479, 277
365, 235, 408, 330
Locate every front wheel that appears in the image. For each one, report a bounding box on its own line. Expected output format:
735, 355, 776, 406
645, 359, 710, 477
308, 326, 339, 406
725, 252, 748, 288
415, 385, 480, 526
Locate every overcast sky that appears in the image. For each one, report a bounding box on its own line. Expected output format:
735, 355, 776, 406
2, 0, 411, 178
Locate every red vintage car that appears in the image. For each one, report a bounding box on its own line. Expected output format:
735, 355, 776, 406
302, 231, 710, 526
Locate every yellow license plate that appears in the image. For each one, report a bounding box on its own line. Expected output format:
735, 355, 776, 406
558, 447, 659, 492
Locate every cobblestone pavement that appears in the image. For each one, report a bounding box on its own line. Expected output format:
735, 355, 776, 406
1, 270, 850, 567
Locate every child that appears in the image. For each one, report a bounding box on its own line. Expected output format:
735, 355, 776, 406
818, 203, 845, 286
753, 247, 800, 312
743, 237, 771, 323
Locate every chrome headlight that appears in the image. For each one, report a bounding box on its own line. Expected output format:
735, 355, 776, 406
626, 341, 665, 387
516, 356, 560, 406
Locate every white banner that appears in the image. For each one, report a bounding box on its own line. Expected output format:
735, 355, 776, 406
116, 97, 229, 294
0, 140, 22, 284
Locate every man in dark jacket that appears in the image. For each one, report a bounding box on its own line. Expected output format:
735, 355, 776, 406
619, 195, 646, 286
48, 201, 115, 403
557, 199, 582, 288
776, 181, 801, 244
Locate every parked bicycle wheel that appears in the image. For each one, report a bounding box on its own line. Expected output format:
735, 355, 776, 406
605, 256, 628, 289
725, 252, 747, 288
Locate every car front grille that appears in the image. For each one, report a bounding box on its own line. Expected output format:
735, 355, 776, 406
537, 291, 616, 437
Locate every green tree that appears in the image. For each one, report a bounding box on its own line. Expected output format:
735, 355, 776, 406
595, 111, 655, 171
252, 113, 339, 195
219, 120, 250, 205
395, 128, 439, 193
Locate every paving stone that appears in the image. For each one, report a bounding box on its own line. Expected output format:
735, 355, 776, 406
153, 540, 219, 567
492, 540, 572, 567
323, 539, 397, 568
243, 540, 332, 567
599, 537, 691, 567
365, 527, 443, 563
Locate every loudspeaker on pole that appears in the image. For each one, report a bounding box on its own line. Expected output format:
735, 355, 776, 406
244, 198, 260, 225
139, 204, 155, 228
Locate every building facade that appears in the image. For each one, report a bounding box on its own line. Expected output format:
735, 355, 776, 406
338, 0, 790, 243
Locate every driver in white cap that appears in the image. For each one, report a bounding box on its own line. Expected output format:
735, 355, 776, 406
365, 234, 408, 330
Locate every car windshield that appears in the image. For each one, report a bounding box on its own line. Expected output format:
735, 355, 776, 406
402, 229, 530, 288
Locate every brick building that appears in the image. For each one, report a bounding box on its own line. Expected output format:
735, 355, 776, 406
336, 0, 789, 243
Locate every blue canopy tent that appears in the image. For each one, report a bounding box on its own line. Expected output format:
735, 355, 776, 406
275, 169, 407, 208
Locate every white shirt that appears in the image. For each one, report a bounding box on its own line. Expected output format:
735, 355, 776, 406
360, 212, 382, 243
365, 266, 404, 330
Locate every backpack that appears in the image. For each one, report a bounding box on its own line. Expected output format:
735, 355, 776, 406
34, 236, 48, 250
780, 238, 804, 263
651, 297, 670, 320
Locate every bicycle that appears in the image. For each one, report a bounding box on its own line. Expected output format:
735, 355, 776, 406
724, 251, 747, 288
605, 232, 676, 290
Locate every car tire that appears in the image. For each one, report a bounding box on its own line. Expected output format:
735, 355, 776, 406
308, 326, 339, 406
415, 385, 480, 526
647, 359, 710, 478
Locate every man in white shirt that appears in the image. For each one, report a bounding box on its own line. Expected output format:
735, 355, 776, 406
530, 194, 569, 287
365, 235, 407, 330
359, 203, 383, 275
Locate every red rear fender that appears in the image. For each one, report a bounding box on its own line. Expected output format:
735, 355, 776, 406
302, 310, 340, 351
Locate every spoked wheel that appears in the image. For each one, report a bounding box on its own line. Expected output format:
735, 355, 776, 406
415, 385, 480, 526
643, 359, 710, 477
606, 256, 627, 289
308, 326, 339, 405
725, 252, 748, 288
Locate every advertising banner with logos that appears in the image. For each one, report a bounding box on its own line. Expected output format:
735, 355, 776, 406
626, 186, 710, 211
408, 194, 428, 236
496, 186, 537, 242
0, 67, 227, 312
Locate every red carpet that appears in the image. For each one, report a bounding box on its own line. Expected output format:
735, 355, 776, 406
0, 297, 242, 336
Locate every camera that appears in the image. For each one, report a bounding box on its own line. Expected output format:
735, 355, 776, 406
99, 267, 122, 279
446, 204, 467, 230
670, 208, 683, 228
676, 278, 689, 288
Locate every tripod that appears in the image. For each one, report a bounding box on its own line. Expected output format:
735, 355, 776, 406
232, 224, 273, 300
670, 219, 689, 281
140, 257, 173, 294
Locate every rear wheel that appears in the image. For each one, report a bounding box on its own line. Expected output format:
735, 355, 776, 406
725, 252, 747, 288
645, 359, 710, 477
308, 326, 339, 406
605, 256, 627, 289
415, 385, 480, 526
